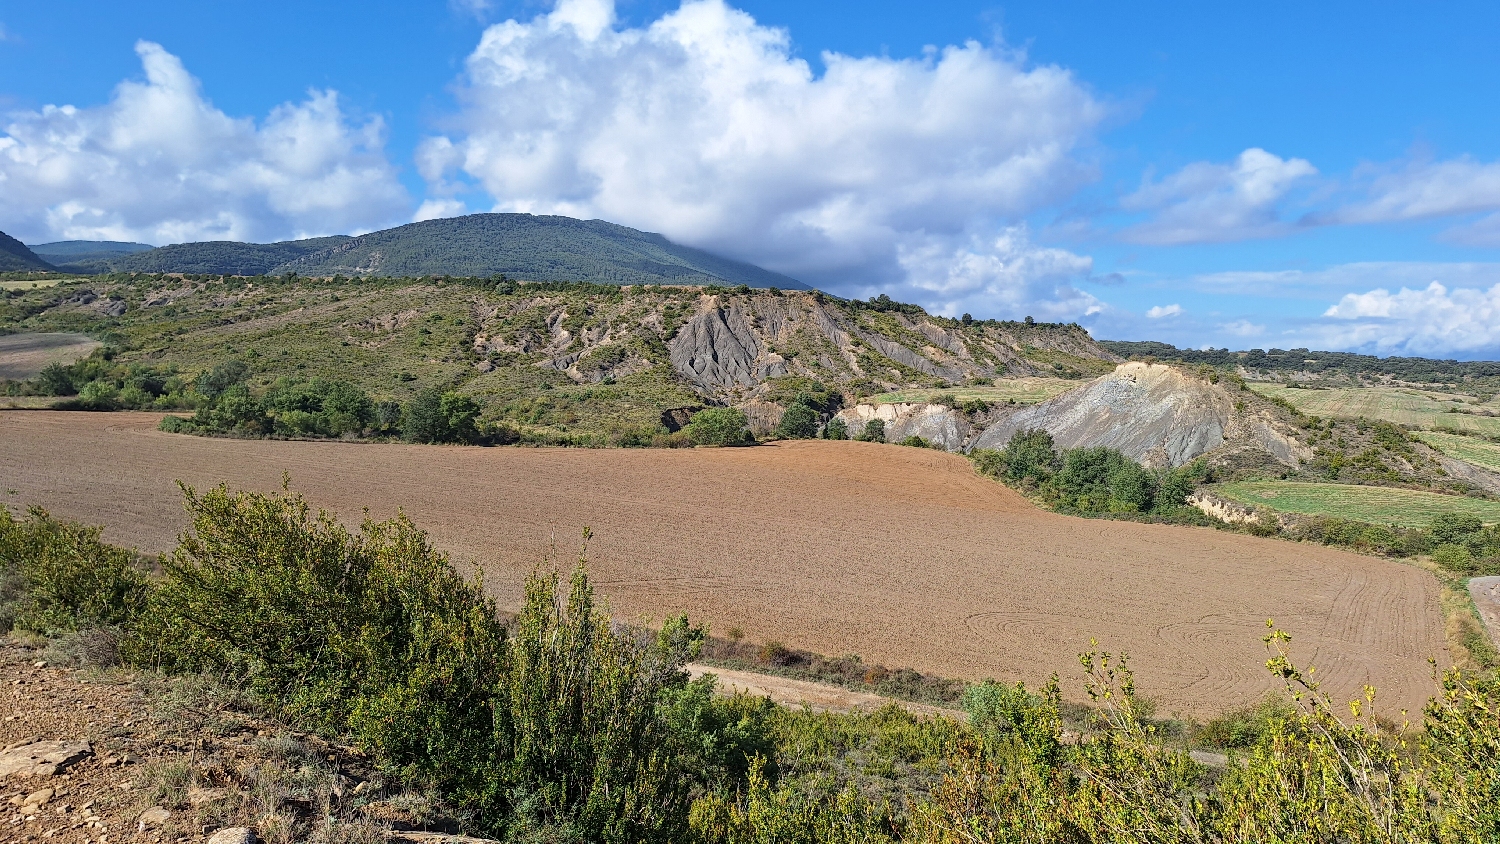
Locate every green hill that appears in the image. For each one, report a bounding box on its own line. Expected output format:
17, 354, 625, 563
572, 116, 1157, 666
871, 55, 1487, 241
275, 213, 809, 288
94, 236, 354, 276
30, 240, 155, 272
0, 230, 56, 272
50, 214, 809, 288
0, 274, 1111, 444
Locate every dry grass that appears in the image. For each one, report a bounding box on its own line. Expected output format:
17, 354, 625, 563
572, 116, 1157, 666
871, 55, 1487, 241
868, 377, 1083, 406
1249, 383, 1500, 436
0, 410, 1451, 718
1216, 480, 1500, 528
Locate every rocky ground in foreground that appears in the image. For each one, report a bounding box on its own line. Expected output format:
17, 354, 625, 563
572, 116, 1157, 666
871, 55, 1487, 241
0, 638, 483, 844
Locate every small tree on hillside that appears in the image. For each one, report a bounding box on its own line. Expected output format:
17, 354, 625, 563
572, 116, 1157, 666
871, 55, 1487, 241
855, 419, 886, 443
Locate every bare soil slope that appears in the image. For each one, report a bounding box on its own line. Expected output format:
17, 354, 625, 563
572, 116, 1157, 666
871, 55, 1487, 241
1, 411, 1447, 717
0, 333, 101, 380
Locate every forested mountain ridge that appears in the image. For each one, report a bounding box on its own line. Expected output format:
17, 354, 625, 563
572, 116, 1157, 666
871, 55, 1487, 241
22, 213, 810, 288
55, 236, 354, 276
275, 214, 809, 287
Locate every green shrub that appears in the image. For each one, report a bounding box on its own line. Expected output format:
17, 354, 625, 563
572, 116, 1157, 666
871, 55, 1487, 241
962, 679, 1062, 765
998, 429, 1058, 486
127, 484, 762, 842
686, 407, 753, 446
855, 419, 886, 443
37, 362, 76, 396
822, 417, 849, 440
774, 403, 819, 439
1193, 695, 1295, 750
899, 435, 933, 449
1431, 512, 1484, 545
404, 388, 482, 444
0, 506, 149, 635
1432, 543, 1476, 572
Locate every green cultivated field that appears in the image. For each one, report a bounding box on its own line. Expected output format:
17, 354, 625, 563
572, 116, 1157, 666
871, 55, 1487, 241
1216, 480, 1500, 528
1415, 430, 1500, 473
1248, 383, 1500, 436
868, 377, 1083, 406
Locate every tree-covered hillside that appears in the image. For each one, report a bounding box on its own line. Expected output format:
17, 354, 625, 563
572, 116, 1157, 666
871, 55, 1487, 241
32, 213, 812, 288
1104, 339, 1500, 390
275, 213, 810, 287
0, 230, 55, 272
67, 236, 354, 275
30, 239, 155, 271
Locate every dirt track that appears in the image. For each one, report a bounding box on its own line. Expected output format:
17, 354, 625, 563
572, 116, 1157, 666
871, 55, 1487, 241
1, 411, 1449, 717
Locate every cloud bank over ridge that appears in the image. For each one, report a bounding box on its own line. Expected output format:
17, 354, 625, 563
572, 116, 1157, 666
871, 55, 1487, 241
419, 0, 1109, 319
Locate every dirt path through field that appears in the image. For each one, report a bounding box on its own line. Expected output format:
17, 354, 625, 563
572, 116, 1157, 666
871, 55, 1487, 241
1, 411, 1449, 717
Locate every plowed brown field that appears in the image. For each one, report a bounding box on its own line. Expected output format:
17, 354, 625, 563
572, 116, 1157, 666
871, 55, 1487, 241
2, 411, 1448, 717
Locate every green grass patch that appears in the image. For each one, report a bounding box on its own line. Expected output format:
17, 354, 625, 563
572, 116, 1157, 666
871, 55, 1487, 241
1249, 383, 1500, 436
868, 377, 1083, 406
1415, 430, 1500, 473
0, 279, 68, 290
1215, 480, 1500, 528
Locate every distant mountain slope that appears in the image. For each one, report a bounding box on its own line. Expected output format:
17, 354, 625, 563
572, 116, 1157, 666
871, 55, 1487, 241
0, 230, 56, 272
274, 214, 810, 288
90, 236, 354, 276
31, 240, 154, 257
30, 240, 154, 272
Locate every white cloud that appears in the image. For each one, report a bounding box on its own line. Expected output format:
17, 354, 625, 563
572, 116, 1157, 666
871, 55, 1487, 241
889, 225, 1102, 320
1315, 281, 1500, 356
420, 0, 1106, 318
1120, 148, 1316, 245
1331, 156, 1500, 227
1219, 319, 1265, 338
413, 198, 468, 222
1145, 303, 1182, 319
0, 41, 409, 244
449, 0, 494, 20
1440, 211, 1500, 247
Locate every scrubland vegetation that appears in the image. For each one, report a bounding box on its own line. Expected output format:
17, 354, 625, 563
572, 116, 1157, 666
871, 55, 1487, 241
5, 490, 1500, 843
972, 429, 1207, 520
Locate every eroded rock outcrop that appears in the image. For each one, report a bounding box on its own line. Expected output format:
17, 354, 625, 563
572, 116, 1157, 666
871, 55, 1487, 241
834, 403, 972, 451
969, 363, 1308, 468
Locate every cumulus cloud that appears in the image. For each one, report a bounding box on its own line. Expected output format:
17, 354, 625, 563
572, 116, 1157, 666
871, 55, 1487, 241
0, 41, 409, 244
889, 226, 1102, 320
1315, 281, 1500, 356
1145, 303, 1182, 319
420, 0, 1106, 319
1119, 148, 1316, 245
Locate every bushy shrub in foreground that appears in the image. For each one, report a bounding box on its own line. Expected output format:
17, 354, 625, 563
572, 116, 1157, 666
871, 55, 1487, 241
0, 506, 149, 635
122, 485, 763, 842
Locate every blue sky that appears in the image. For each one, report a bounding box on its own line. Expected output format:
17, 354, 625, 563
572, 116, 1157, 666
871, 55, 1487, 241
3, 1, 1499, 357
